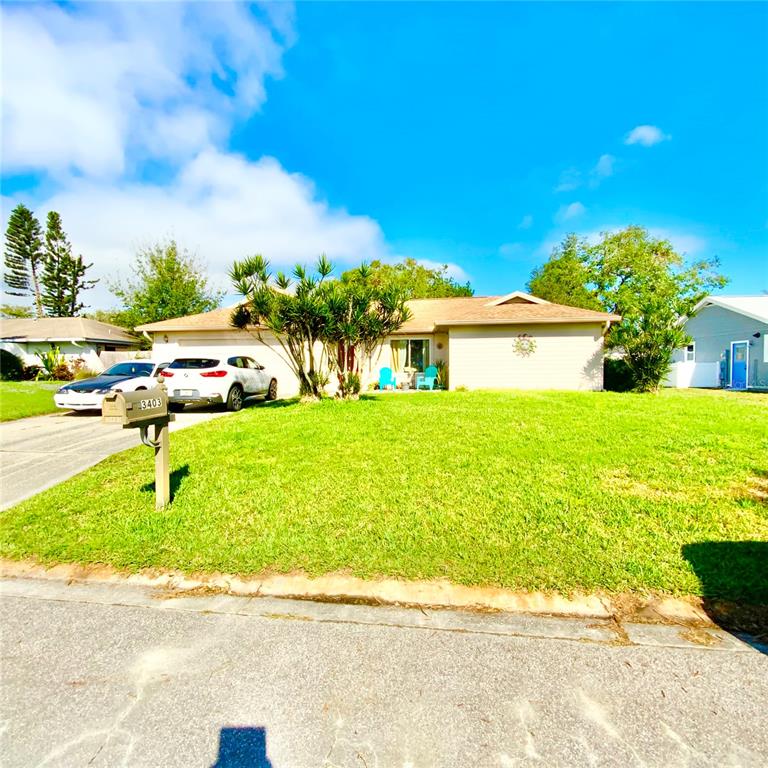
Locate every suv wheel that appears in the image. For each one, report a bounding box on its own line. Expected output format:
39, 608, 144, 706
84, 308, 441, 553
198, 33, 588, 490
227, 385, 244, 411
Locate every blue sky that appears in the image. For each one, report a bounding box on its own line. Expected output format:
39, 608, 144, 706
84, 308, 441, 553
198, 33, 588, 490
2, 1, 766, 307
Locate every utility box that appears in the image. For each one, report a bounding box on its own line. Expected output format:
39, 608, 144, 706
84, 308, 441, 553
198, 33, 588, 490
102, 388, 169, 426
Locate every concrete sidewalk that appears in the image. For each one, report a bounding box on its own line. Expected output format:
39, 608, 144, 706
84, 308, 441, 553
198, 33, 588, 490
1, 576, 766, 767
0, 408, 231, 509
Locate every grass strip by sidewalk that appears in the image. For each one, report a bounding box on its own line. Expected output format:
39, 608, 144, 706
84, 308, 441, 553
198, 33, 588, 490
1, 389, 766, 601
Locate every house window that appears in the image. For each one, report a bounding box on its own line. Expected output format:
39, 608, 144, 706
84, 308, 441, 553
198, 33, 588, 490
684, 343, 695, 362
390, 339, 430, 371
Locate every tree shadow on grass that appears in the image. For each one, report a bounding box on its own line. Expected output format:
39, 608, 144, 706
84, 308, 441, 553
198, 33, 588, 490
211, 727, 272, 767
682, 541, 768, 653
140, 464, 190, 501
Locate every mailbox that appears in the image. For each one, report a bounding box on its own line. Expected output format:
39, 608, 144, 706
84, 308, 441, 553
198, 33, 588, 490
101, 384, 175, 510
102, 387, 169, 426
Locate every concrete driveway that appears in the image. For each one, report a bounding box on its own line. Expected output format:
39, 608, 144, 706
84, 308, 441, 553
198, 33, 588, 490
0, 406, 233, 510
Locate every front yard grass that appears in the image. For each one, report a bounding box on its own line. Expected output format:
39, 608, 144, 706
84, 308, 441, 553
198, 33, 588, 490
1, 389, 766, 601
0, 381, 64, 422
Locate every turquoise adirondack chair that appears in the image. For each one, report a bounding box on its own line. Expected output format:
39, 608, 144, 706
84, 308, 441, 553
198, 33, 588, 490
416, 365, 438, 390
379, 367, 397, 390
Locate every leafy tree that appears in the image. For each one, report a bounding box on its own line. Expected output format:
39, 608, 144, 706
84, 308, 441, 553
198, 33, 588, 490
340, 258, 473, 298
109, 240, 223, 329
3, 203, 44, 317
590, 227, 726, 392
528, 227, 727, 392
1, 304, 34, 318
85, 308, 132, 327
527, 234, 602, 310
40, 211, 97, 317
230, 255, 410, 400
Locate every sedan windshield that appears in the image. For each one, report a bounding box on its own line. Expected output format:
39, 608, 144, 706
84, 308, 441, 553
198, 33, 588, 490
103, 362, 155, 376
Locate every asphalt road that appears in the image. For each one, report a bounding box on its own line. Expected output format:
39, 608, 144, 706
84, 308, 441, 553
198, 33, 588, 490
1, 577, 766, 767
0, 407, 234, 509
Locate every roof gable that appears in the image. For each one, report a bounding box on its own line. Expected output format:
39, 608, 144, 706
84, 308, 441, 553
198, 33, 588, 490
485, 291, 551, 307
691, 295, 768, 325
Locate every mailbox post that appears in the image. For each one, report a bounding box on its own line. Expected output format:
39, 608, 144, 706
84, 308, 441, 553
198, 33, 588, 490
102, 382, 175, 509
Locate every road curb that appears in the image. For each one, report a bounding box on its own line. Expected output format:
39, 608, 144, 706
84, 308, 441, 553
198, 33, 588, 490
0, 558, 713, 625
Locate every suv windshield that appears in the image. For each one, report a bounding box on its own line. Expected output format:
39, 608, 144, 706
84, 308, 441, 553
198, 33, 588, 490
168, 358, 220, 369
103, 362, 154, 377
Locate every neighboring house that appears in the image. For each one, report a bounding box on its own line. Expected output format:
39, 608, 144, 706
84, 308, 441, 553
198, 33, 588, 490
136, 292, 619, 395
0, 317, 139, 372
666, 295, 768, 390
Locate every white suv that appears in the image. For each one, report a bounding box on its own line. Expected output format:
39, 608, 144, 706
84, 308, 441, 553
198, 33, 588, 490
160, 356, 278, 411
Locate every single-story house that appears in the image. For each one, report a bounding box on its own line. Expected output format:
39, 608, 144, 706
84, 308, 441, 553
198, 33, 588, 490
666, 295, 768, 390
0, 317, 139, 372
136, 291, 620, 395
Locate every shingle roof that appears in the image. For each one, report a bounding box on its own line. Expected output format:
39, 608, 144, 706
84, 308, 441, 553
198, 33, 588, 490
0, 317, 138, 345
395, 295, 619, 334
135, 305, 242, 332
136, 294, 619, 334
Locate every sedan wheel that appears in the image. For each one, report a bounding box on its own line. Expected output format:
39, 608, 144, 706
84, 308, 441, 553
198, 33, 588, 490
266, 378, 278, 401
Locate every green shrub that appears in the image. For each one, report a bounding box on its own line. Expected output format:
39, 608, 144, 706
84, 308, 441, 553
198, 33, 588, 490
0, 350, 24, 381
36, 346, 71, 381
603, 358, 634, 392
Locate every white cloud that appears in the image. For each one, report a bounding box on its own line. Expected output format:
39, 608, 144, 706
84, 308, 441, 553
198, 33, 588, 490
556, 202, 586, 222
518, 214, 534, 230
624, 125, 670, 147
13, 149, 394, 306
592, 154, 615, 179
1, 3, 287, 177
554, 168, 581, 193
2, 2, 479, 308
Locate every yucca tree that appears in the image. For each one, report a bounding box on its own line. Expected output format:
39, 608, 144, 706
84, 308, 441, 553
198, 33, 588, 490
230, 256, 409, 400
323, 265, 410, 397
230, 254, 334, 399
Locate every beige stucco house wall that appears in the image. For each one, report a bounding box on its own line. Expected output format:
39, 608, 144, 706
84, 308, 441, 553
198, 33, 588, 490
448, 323, 604, 391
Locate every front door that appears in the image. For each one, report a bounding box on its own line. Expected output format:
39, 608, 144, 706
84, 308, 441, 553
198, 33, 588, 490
731, 341, 748, 389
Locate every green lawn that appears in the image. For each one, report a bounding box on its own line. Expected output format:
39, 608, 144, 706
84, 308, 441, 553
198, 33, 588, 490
0, 381, 65, 421
1, 390, 766, 601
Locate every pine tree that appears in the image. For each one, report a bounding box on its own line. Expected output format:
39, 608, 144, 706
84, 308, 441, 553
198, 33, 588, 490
41, 212, 73, 316
65, 254, 98, 316
40, 212, 97, 317
3, 203, 44, 317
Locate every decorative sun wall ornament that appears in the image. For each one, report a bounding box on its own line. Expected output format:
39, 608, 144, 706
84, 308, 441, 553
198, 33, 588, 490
513, 333, 537, 357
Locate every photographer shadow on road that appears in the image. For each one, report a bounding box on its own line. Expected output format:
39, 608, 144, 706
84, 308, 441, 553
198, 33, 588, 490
211, 727, 272, 768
